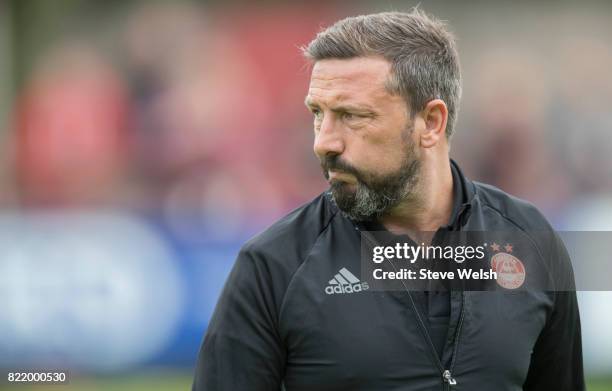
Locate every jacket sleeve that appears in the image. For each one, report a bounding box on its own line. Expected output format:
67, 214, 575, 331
192, 247, 285, 391
523, 233, 585, 391
522, 291, 584, 390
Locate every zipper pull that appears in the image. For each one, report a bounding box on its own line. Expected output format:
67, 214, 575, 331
443, 370, 457, 386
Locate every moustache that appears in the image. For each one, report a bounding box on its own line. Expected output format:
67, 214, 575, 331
320, 155, 363, 182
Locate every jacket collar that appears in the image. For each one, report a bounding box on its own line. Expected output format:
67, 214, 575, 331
447, 159, 474, 231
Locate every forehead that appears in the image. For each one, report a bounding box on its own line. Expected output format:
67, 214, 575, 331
306, 57, 394, 107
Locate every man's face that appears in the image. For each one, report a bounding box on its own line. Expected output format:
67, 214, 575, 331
305, 56, 421, 221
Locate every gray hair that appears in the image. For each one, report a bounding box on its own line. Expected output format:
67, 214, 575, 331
303, 9, 462, 138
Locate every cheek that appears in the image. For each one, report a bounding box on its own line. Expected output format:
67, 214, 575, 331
343, 111, 414, 169
348, 136, 407, 174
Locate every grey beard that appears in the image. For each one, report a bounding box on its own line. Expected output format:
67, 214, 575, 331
329, 158, 420, 222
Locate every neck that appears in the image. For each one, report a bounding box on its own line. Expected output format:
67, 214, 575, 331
380, 156, 453, 238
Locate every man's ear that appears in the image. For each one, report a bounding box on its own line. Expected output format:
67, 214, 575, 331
419, 99, 448, 148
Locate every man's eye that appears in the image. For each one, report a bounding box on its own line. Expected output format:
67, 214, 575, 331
342, 112, 358, 121
312, 109, 322, 120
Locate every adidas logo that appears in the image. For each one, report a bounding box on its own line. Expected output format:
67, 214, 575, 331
325, 267, 370, 295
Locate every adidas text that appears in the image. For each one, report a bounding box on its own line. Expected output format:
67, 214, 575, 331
325, 267, 370, 295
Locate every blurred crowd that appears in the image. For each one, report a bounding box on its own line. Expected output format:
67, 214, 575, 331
2, 3, 347, 241
1, 0, 612, 378
1, 1, 611, 237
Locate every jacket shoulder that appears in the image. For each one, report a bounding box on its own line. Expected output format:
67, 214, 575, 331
473, 181, 553, 232
241, 192, 338, 267
225, 192, 339, 321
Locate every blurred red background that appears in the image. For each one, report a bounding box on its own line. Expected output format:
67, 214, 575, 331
0, 0, 611, 388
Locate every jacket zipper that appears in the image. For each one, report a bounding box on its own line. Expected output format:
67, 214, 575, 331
444, 292, 466, 389
443, 370, 457, 389
404, 287, 463, 389
451, 293, 466, 364
357, 228, 465, 390
428, 222, 468, 389
361, 231, 466, 389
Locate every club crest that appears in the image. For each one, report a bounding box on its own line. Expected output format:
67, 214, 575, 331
490, 243, 525, 289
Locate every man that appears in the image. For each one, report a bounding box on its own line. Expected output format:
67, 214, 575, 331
193, 10, 584, 390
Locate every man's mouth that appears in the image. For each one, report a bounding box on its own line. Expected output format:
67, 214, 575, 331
328, 170, 356, 183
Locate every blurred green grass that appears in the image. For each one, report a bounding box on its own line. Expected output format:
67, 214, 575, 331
589, 379, 612, 391
2, 370, 192, 391
3, 371, 611, 390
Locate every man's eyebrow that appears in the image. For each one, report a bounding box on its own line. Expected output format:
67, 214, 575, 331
304, 97, 374, 113
331, 104, 375, 113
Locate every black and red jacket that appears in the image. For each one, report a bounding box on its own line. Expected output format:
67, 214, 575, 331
193, 160, 584, 391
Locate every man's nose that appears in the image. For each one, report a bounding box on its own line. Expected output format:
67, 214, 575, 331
313, 116, 345, 159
